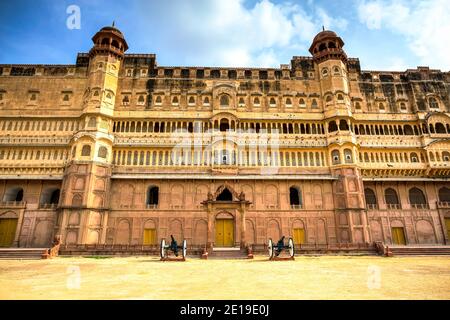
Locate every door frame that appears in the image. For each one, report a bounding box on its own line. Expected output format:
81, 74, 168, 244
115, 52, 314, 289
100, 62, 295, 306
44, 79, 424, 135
214, 212, 235, 247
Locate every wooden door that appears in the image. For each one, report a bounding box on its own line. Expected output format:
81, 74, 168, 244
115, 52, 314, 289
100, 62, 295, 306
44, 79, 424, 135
215, 220, 234, 247
0, 219, 18, 247
143, 229, 157, 245
293, 228, 305, 245
392, 227, 406, 245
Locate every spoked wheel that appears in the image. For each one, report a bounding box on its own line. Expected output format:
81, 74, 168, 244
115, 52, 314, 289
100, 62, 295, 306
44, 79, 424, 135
268, 238, 274, 258
182, 239, 187, 258
160, 239, 167, 259
288, 237, 295, 258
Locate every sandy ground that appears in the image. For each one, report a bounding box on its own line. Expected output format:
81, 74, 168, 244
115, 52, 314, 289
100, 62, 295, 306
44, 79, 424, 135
0, 255, 449, 300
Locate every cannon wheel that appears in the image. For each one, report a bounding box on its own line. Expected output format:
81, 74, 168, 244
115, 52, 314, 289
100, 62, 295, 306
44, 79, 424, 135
288, 237, 295, 257
268, 238, 274, 258
160, 239, 166, 259
182, 239, 187, 258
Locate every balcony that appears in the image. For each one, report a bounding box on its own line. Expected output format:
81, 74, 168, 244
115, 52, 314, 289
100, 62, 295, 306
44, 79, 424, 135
437, 201, 450, 208
290, 205, 303, 210
366, 204, 378, 210
39, 203, 58, 209
386, 204, 402, 210
146, 204, 158, 209
410, 203, 429, 210
0, 201, 26, 208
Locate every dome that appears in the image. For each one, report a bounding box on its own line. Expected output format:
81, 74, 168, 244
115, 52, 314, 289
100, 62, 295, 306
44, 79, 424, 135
312, 30, 338, 43
309, 28, 345, 58
100, 26, 125, 39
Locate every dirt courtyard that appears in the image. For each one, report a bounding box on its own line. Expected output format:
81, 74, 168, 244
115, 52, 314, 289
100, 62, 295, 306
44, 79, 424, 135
0, 255, 449, 300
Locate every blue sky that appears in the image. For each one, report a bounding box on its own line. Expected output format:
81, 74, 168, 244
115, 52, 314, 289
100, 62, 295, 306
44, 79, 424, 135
0, 0, 449, 71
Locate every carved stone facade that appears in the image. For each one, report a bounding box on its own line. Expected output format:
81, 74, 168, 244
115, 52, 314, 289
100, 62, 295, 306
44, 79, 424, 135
0, 26, 449, 249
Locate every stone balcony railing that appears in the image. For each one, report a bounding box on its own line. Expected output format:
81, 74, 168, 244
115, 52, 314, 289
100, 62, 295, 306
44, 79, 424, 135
410, 203, 430, 209
359, 162, 427, 170
0, 201, 26, 208
357, 135, 422, 148
290, 205, 303, 210
113, 132, 328, 147
386, 204, 402, 210
0, 136, 72, 146
39, 203, 58, 209
437, 201, 450, 208
366, 204, 378, 210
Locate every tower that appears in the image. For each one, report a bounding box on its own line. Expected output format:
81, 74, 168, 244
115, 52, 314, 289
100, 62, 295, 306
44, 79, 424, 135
310, 29, 369, 244
57, 25, 128, 245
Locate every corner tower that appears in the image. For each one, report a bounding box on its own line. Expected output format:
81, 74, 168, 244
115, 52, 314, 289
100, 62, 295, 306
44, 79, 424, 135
310, 29, 369, 244
56, 25, 128, 246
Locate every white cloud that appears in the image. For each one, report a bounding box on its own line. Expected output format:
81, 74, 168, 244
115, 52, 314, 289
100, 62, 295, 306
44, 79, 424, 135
135, 0, 348, 67
357, 0, 450, 69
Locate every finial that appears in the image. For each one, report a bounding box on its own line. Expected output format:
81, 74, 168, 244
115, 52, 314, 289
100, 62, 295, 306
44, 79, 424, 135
112, 20, 115, 27
322, 25, 325, 31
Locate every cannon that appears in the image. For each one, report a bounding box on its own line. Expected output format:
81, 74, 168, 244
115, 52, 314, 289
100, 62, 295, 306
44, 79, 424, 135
268, 236, 295, 260
160, 235, 187, 261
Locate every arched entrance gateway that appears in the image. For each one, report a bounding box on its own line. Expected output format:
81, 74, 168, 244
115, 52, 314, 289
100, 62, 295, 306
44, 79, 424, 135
201, 185, 251, 250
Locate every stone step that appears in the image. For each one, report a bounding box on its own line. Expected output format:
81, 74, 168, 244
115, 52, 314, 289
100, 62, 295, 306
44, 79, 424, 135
389, 246, 450, 256
209, 247, 249, 259
0, 248, 48, 260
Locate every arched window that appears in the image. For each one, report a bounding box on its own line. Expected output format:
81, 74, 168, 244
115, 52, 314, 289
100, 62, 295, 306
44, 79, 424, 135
289, 187, 302, 208
3, 187, 24, 202
429, 97, 439, 109
355, 102, 361, 110
337, 94, 344, 102
339, 120, 349, 131
81, 145, 91, 157
172, 96, 179, 105
311, 99, 318, 109
404, 125, 413, 135
238, 97, 245, 106
155, 96, 162, 105
285, 97, 292, 107
443, 151, 450, 162
319, 43, 327, 51
138, 95, 145, 105
435, 123, 446, 134
379, 103, 385, 111
384, 188, 399, 207
219, 119, 230, 132
322, 68, 329, 78
400, 102, 407, 111
331, 150, 340, 164
410, 152, 419, 163
333, 66, 340, 75
269, 97, 276, 106
328, 121, 338, 133
203, 96, 210, 106
325, 95, 333, 103
344, 149, 353, 163
88, 117, 96, 127
409, 187, 427, 206
40, 188, 60, 206
253, 97, 260, 106
98, 146, 108, 159
146, 186, 159, 207
438, 187, 450, 203
122, 95, 130, 105
220, 95, 229, 107
364, 188, 377, 207
188, 96, 195, 105
217, 188, 233, 201
299, 98, 306, 108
